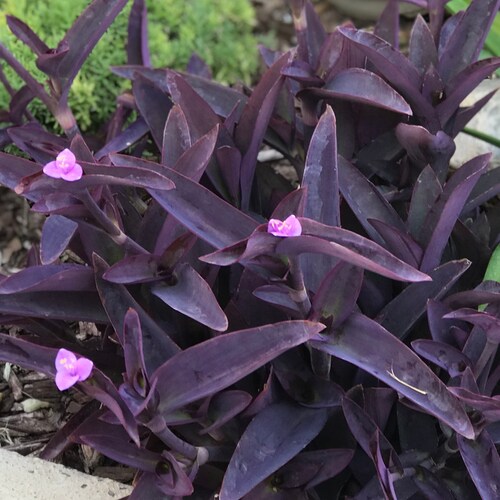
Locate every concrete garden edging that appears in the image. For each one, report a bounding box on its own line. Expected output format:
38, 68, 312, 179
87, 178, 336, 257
0, 447, 132, 500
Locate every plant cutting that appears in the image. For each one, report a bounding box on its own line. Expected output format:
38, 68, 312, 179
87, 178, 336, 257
0, 0, 499, 498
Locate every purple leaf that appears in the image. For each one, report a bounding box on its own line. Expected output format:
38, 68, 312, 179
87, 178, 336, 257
17, 161, 176, 197
437, 57, 500, 125
94, 118, 149, 160
93, 254, 179, 375
369, 219, 422, 268
437, 0, 500, 82
200, 390, 252, 434
0, 264, 94, 293
133, 73, 173, 150
338, 26, 437, 128
444, 308, 500, 343
166, 71, 222, 140
411, 339, 472, 377
6, 15, 48, 55
289, 0, 326, 69
220, 402, 328, 500
236, 52, 288, 209
457, 430, 500, 499
279, 448, 354, 489
170, 124, 218, 181
305, 68, 412, 114
152, 320, 324, 414
277, 219, 431, 283
40, 215, 78, 264
409, 15, 438, 75
311, 313, 474, 438
420, 153, 489, 272
310, 262, 364, 327
151, 263, 228, 331
302, 105, 339, 227
376, 259, 471, 339
374, 0, 400, 48
465, 161, 500, 212
301, 105, 339, 291
127, 0, 150, 67
122, 308, 148, 395
0, 151, 41, 197
161, 104, 191, 167
0, 291, 106, 322
9, 86, 35, 125
407, 165, 443, 242
110, 154, 258, 249
338, 156, 407, 245
103, 254, 164, 284
36, 0, 128, 92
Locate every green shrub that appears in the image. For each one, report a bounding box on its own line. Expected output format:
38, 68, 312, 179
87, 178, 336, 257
0, 0, 259, 131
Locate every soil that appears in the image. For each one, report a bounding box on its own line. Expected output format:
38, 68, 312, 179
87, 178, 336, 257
0, 0, 416, 488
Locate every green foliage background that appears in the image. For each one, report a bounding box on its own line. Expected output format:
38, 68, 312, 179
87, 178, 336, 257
0, 0, 259, 131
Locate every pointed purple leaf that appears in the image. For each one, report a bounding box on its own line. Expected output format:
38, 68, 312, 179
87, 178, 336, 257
236, 53, 288, 209
6, 15, 48, 55
303, 105, 339, 227
200, 390, 252, 434
374, 0, 400, 49
151, 263, 228, 331
307, 68, 412, 114
220, 402, 328, 500
409, 15, 438, 75
369, 219, 422, 268
376, 259, 471, 339
103, 254, 164, 284
133, 73, 173, 149
465, 160, 500, 213
36, 0, 128, 90
109, 154, 257, 249
277, 219, 430, 283
311, 262, 363, 327
338, 156, 407, 245
301, 105, 339, 291
0, 264, 94, 293
457, 430, 500, 499
171, 124, 218, 181
438, 0, 500, 81
127, 0, 150, 66
93, 254, 179, 375
311, 313, 474, 438
411, 339, 472, 377
289, 0, 326, 68
444, 308, 500, 343
161, 104, 191, 166
338, 27, 437, 128
40, 215, 78, 265
420, 153, 489, 272
153, 320, 324, 414
438, 57, 500, 125
407, 165, 443, 242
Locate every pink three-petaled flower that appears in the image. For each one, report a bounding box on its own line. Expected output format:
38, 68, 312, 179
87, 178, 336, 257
55, 348, 93, 391
43, 148, 83, 181
267, 214, 302, 237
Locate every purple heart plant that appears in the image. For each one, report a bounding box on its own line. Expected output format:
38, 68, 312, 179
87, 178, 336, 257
0, 0, 499, 497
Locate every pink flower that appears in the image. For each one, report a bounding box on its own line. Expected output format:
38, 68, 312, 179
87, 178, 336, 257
267, 214, 302, 237
55, 348, 93, 391
43, 148, 83, 181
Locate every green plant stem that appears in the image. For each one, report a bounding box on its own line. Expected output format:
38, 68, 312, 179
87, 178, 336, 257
463, 127, 500, 149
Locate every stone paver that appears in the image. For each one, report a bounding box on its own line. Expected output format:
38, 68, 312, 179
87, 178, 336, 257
0, 448, 132, 500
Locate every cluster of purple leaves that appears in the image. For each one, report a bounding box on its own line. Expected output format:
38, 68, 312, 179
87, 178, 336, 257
0, 0, 500, 497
